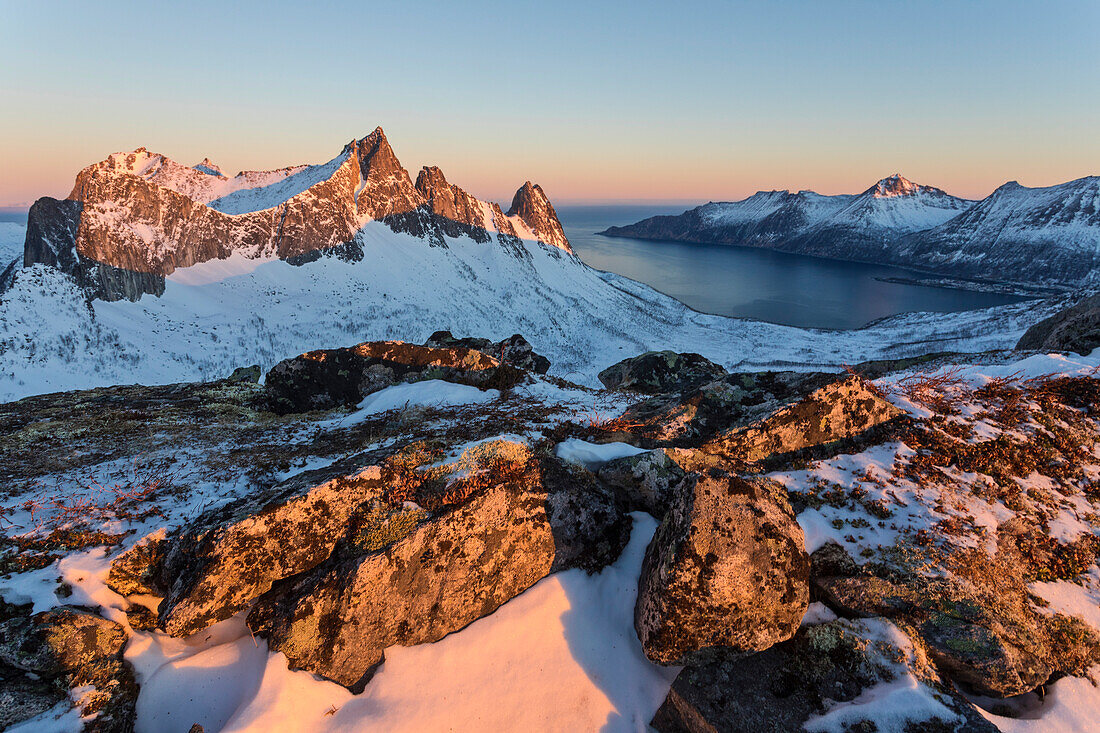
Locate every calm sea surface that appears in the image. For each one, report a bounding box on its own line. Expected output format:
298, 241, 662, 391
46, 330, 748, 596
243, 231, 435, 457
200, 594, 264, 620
558, 204, 1029, 330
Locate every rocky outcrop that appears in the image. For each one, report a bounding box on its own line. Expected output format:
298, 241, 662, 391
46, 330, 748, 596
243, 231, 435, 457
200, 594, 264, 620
422, 331, 551, 374
702, 374, 904, 465
248, 455, 629, 690
263, 340, 526, 414
0, 601, 138, 732
651, 618, 997, 733
614, 370, 836, 445
1016, 292, 1100, 355
634, 470, 809, 665
157, 459, 387, 637
597, 351, 727, 394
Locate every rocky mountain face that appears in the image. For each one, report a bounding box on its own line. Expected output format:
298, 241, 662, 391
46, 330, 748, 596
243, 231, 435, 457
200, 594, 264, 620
11, 128, 572, 301
601, 174, 1100, 287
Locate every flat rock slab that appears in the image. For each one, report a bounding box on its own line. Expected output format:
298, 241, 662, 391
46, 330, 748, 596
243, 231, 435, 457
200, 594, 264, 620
635, 470, 809, 665
702, 374, 904, 464
619, 370, 837, 445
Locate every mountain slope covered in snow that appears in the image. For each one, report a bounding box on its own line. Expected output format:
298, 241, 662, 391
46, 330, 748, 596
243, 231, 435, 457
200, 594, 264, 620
602, 174, 1100, 287
897, 176, 1100, 286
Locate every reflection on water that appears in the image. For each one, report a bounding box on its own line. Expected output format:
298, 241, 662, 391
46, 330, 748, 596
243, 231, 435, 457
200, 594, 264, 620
558, 205, 1029, 330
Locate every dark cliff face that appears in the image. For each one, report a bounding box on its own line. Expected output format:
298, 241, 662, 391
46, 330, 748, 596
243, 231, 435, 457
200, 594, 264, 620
21, 198, 164, 302
8, 128, 573, 301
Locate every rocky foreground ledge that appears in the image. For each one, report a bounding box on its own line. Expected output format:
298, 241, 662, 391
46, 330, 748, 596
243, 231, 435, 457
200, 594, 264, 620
2, 320, 1100, 731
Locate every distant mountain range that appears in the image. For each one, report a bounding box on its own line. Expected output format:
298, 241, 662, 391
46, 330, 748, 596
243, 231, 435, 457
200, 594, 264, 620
602, 174, 1100, 288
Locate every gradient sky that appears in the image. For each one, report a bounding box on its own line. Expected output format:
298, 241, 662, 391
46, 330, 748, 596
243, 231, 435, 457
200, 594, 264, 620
1, 0, 1098, 206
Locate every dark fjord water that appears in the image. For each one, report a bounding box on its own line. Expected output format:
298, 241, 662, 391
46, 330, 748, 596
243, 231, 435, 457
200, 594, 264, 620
558, 205, 1029, 330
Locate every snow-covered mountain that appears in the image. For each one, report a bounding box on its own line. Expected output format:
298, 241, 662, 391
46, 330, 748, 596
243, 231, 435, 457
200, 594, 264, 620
10, 128, 571, 302
896, 176, 1100, 287
604, 174, 1100, 287
602, 174, 972, 260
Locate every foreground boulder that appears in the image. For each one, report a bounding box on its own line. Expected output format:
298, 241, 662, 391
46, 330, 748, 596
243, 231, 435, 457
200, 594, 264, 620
0, 601, 137, 732
651, 618, 997, 733
702, 374, 903, 465
248, 456, 629, 691
156, 458, 386, 637
423, 331, 551, 374
1017, 293, 1100, 355
635, 470, 809, 665
598, 351, 727, 394
264, 340, 526, 414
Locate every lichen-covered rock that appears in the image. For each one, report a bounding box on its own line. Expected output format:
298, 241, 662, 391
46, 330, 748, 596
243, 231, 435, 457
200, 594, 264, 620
248, 456, 630, 691
107, 530, 167, 597
423, 331, 551, 374
651, 618, 997, 733
702, 374, 904, 464
813, 572, 1075, 697
227, 364, 262, 383
264, 340, 525, 414
1017, 292, 1100, 355
598, 351, 727, 394
635, 470, 809, 665
0, 601, 137, 732
158, 458, 386, 637
596, 448, 688, 516
618, 370, 837, 444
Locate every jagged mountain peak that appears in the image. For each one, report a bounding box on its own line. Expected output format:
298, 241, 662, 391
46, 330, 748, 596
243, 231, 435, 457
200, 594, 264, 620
507, 181, 569, 250
868, 174, 927, 198
193, 158, 225, 177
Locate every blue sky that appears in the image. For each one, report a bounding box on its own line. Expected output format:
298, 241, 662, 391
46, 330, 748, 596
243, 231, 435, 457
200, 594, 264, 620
1, 0, 1097, 204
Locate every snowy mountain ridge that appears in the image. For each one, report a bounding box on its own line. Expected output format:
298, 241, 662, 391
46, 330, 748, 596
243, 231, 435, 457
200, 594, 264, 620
602, 173, 1100, 286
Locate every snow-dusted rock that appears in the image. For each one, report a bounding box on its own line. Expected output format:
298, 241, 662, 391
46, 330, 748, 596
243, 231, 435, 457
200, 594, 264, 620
263, 340, 525, 414
635, 470, 809, 665
0, 601, 138, 731
651, 618, 997, 733
247, 456, 630, 691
